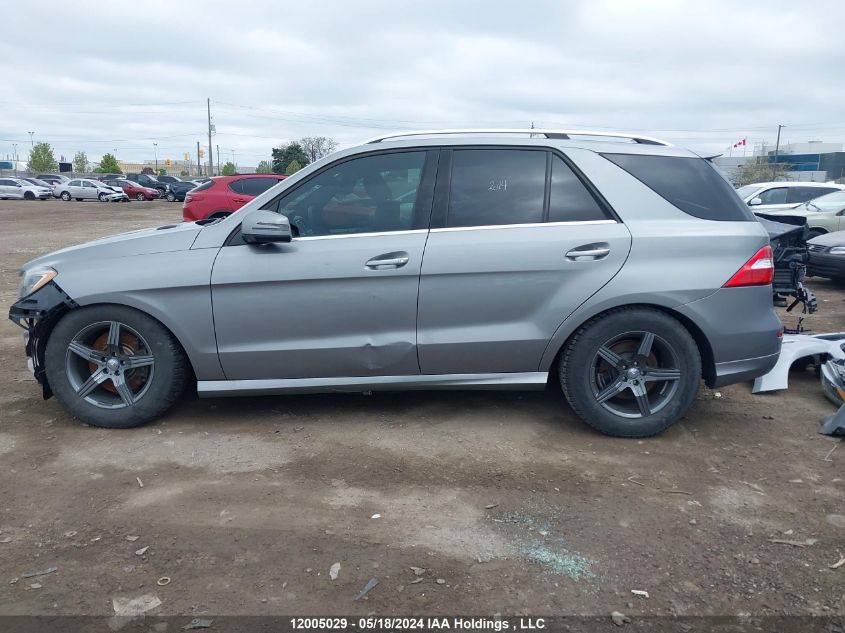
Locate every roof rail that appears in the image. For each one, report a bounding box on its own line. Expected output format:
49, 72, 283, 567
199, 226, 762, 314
364, 128, 671, 146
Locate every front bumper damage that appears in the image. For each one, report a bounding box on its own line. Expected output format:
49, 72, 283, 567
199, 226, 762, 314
8, 281, 77, 399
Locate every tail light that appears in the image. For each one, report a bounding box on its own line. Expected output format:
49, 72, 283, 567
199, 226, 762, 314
723, 245, 774, 288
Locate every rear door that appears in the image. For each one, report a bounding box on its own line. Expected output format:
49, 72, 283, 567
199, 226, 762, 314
417, 148, 631, 374
0, 179, 19, 198
228, 177, 281, 210
211, 149, 437, 379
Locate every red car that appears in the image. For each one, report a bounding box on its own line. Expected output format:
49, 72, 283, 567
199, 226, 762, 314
103, 178, 160, 201
182, 174, 287, 221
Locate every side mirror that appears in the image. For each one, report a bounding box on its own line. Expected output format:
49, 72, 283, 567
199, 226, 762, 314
241, 210, 292, 244
748, 197, 763, 206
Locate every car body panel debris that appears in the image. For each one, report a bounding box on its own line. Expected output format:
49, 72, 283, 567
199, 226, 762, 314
353, 577, 379, 600
753, 332, 845, 393
112, 594, 161, 617
22, 566, 57, 578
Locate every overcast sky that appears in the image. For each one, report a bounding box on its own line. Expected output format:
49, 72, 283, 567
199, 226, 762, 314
3, 0, 844, 168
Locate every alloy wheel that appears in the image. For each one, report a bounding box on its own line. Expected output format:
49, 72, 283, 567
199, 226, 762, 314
64, 321, 155, 409
590, 330, 681, 419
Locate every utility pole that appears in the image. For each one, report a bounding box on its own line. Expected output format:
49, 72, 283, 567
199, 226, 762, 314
196, 141, 202, 177
12, 143, 17, 175
153, 142, 158, 173
772, 124, 785, 180
207, 98, 214, 176
216, 143, 220, 175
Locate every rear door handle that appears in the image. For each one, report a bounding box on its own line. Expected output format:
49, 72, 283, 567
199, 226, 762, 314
365, 252, 409, 269
566, 243, 611, 261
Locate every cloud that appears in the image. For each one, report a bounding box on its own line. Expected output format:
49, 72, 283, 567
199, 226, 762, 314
2, 0, 843, 166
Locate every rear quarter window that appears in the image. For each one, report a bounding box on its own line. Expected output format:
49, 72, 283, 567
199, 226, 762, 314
602, 153, 754, 221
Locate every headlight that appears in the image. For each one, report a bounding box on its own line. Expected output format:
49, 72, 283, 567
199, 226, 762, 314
829, 247, 845, 255
20, 268, 57, 297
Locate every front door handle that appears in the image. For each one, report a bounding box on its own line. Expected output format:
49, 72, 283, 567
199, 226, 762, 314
566, 243, 610, 261
365, 252, 409, 269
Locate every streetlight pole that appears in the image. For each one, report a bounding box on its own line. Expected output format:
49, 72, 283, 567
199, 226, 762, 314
772, 124, 785, 181
153, 142, 158, 173
27, 131, 34, 149
12, 143, 17, 175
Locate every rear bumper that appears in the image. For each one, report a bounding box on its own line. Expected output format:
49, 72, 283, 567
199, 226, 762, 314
711, 351, 780, 388
676, 285, 782, 387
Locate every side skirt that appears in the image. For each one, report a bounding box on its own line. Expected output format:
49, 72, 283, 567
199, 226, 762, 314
197, 372, 549, 397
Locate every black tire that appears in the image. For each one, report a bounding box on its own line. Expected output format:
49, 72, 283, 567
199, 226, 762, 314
98, 192, 109, 201
136, 192, 146, 201
45, 305, 189, 429
75, 198, 84, 202
60, 191, 71, 201
166, 192, 176, 202
24, 191, 35, 200
807, 228, 826, 240
560, 307, 701, 438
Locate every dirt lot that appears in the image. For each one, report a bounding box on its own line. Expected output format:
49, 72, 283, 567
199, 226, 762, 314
0, 199, 842, 620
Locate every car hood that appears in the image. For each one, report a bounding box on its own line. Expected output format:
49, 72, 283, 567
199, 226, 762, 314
809, 231, 845, 248
22, 222, 202, 272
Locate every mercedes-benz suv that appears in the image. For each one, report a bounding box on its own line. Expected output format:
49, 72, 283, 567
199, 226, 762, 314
9, 129, 782, 437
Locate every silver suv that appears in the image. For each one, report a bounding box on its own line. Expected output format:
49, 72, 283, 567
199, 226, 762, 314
9, 129, 782, 437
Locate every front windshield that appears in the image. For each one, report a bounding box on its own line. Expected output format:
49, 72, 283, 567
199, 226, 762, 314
804, 190, 845, 212
736, 185, 763, 199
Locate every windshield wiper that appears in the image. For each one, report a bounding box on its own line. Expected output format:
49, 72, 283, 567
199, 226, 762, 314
806, 202, 821, 212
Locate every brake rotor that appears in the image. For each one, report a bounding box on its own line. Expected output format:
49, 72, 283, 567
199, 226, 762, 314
87, 330, 148, 394
596, 338, 660, 401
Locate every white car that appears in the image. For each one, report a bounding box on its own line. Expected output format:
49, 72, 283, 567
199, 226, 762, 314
737, 181, 845, 213
0, 177, 53, 200
54, 178, 129, 202
15, 178, 53, 200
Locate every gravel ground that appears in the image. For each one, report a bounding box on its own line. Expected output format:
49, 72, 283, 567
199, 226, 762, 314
0, 199, 842, 619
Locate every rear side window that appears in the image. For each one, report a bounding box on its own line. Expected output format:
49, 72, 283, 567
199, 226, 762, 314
787, 186, 837, 204
602, 153, 754, 221
447, 149, 545, 227
191, 180, 214, 193
232, 177, 281, 196
549, 156, 608, 222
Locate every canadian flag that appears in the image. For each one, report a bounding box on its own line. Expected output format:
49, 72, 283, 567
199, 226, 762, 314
732, 138, 747, 149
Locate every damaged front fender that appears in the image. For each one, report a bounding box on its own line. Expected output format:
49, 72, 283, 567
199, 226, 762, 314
8, 281, 78, 399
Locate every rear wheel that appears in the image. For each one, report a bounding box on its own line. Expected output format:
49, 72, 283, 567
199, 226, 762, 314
560, 308, 701, 438
166, 192, 176, 202
60, 191, 71, 201
45, 306, 189, 428
136, 192, 146, 201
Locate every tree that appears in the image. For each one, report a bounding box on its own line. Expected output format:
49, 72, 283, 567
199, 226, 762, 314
256, 160, 273, 174
221, 161, 237, 176
272, 142, 309, 174
26, 142, 58, 172
300, 136, 338, 164
94, 153, 121, 174
730, 159, 793, 187
285, 159, 302, 175
73, 151, 89, 173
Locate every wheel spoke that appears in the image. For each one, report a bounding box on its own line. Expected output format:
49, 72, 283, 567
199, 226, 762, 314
121, 354, 154, 370
68, 341, 104, 365
595, 376, 627, 403
630, 382, 652, 417
111, 374, 135, 407
76, 367, 109, 398
643, 367, 681, 382
106, 321, 121, 352
597, 346, 624, 369
637, 332, 655, 358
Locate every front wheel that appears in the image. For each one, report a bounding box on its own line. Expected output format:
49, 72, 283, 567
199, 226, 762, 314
560, 308, 701, 438
98, 192, 109, 201
45, 306, 189, 428
61, 191, 71, 201
136, 192, 146, 201
24, 191, 35, 200
166, 192, 176, 202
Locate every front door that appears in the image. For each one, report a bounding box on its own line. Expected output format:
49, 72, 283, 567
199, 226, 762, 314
417, 148, 632, 374
210, 149, 437, 380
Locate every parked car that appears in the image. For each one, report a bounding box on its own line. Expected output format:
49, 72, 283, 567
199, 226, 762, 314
182, 174, 287, 221
738, 181, 845, 213
102, 178, 160, 201
0, 177, 26, 199
9, 129, 782, 437
37, 174, 70, 187
13, 178, 53, 200
99, 173, 125, 180
21, 177, 56, 190
164, 181, 196, 202
53, 178, 129, 202
755, 190, 845, 239
156, 175, 182, 185
807, 231, 845, 281
125, 173, 167, 195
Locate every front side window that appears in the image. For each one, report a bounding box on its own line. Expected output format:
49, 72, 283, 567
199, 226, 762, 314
271, 151, 426, 237
447, 149, 545, 227
758, 187, 787, 205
